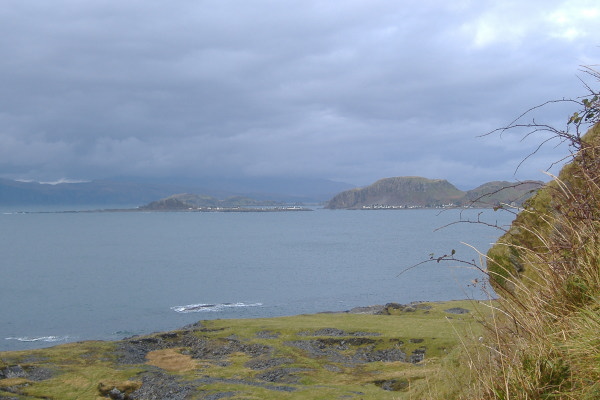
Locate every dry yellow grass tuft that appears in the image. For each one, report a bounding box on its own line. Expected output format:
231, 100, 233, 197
64, 376, 93, 389
0, 377, 29, 387
145, 348, 198, 372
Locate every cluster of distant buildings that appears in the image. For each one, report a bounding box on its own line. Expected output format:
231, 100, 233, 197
361, 203, 459, 209
179, 205, 311, 212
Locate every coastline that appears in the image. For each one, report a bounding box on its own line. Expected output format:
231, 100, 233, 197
10, 206, 315, 214
1, 299, 487, 399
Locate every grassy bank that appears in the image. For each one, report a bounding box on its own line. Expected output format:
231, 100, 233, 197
469, 119, 600, 398
0, 299, 492, 399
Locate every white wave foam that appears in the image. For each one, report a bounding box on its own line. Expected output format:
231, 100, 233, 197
171, 302, 262, 313
5, 335, 70, 343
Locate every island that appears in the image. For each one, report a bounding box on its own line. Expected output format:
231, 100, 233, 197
137, 193, 313, 212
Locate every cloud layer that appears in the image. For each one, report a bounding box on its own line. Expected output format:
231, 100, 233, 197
1, 0, 599, 187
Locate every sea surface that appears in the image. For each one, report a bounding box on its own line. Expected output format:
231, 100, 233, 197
0, 207, 514, 351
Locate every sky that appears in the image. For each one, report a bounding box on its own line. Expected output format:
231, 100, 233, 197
1, 0, 599, 189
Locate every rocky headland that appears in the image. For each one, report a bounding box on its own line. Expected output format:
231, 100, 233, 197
326, 176, 542, 209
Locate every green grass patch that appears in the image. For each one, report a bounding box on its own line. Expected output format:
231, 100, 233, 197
0, 299, 492, 399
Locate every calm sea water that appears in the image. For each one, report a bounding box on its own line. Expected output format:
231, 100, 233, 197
0, 208, 513, 351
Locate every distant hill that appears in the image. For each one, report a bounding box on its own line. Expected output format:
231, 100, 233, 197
0, 178, 178, 206
465, 181, 542, 207
0, 177, 354, 206
326, 177, 464, 209
139, 193, 282, 210
325, 177, 543, 209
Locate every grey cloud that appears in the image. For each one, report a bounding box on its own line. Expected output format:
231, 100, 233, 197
0, 0, 598, 185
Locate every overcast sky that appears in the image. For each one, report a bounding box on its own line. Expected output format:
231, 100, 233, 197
1, 0, 599, 188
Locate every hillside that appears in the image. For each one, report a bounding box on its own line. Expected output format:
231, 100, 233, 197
487, 123, 600, 291
325, 176, 541, 209
477, 122, 600, 398
0, 177, 354, 206
0, 179, 178, 206
465, 180, 542, 207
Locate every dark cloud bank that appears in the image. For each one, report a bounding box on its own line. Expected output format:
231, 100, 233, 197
1, 1, 599, 190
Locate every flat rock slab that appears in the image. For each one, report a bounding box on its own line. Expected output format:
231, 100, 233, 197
444, 307, 470, 314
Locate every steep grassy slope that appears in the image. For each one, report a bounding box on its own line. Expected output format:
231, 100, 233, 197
473, 122, 600, 399
487, 123, 600, 292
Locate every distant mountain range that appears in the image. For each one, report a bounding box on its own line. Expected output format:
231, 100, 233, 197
325, 177, 543, 209
0, 176, 543, 209
0, 177, 354, 206
0, 178, 172, 206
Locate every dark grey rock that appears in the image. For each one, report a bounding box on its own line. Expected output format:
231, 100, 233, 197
410, 348, 426, 363
313, 328, 347, 336
352, 331, 381, 337
384, 302, 404, 310
373, 378, 410, 391
412, 303, 433, 310
0, 365, 26, 379
181, 321, 204, 330
109, 387, 126, 400
255, 367, 309, 383
285, 340, 336, 357
382, 302, 433, 314
129, 370, 196, 400
286, 338, 406, 365
348, 305, 385, 314
444, 307, 470, 314
244, 357, 292, 370
28, 367, 53, 381
255, 330, 280, 339
117, 332, 272, 365
184, 337, 271, 360
202, 392, 236, 400
159, 332, 180, 339
353, 347, 406, 363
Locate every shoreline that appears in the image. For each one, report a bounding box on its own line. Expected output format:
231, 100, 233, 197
9, 206, 315, 214
0, 299, 489, 399
1, 299, 483, 353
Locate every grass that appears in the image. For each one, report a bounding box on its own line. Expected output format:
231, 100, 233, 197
0, 299, 492, 399
466, 122, 600, 399
0, 341, 142, 399
145, 348, 198, 372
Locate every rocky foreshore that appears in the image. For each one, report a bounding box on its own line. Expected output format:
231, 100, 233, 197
0, 300, 481, 400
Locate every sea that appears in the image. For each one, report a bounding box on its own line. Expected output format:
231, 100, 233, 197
0, 206, 514, 351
